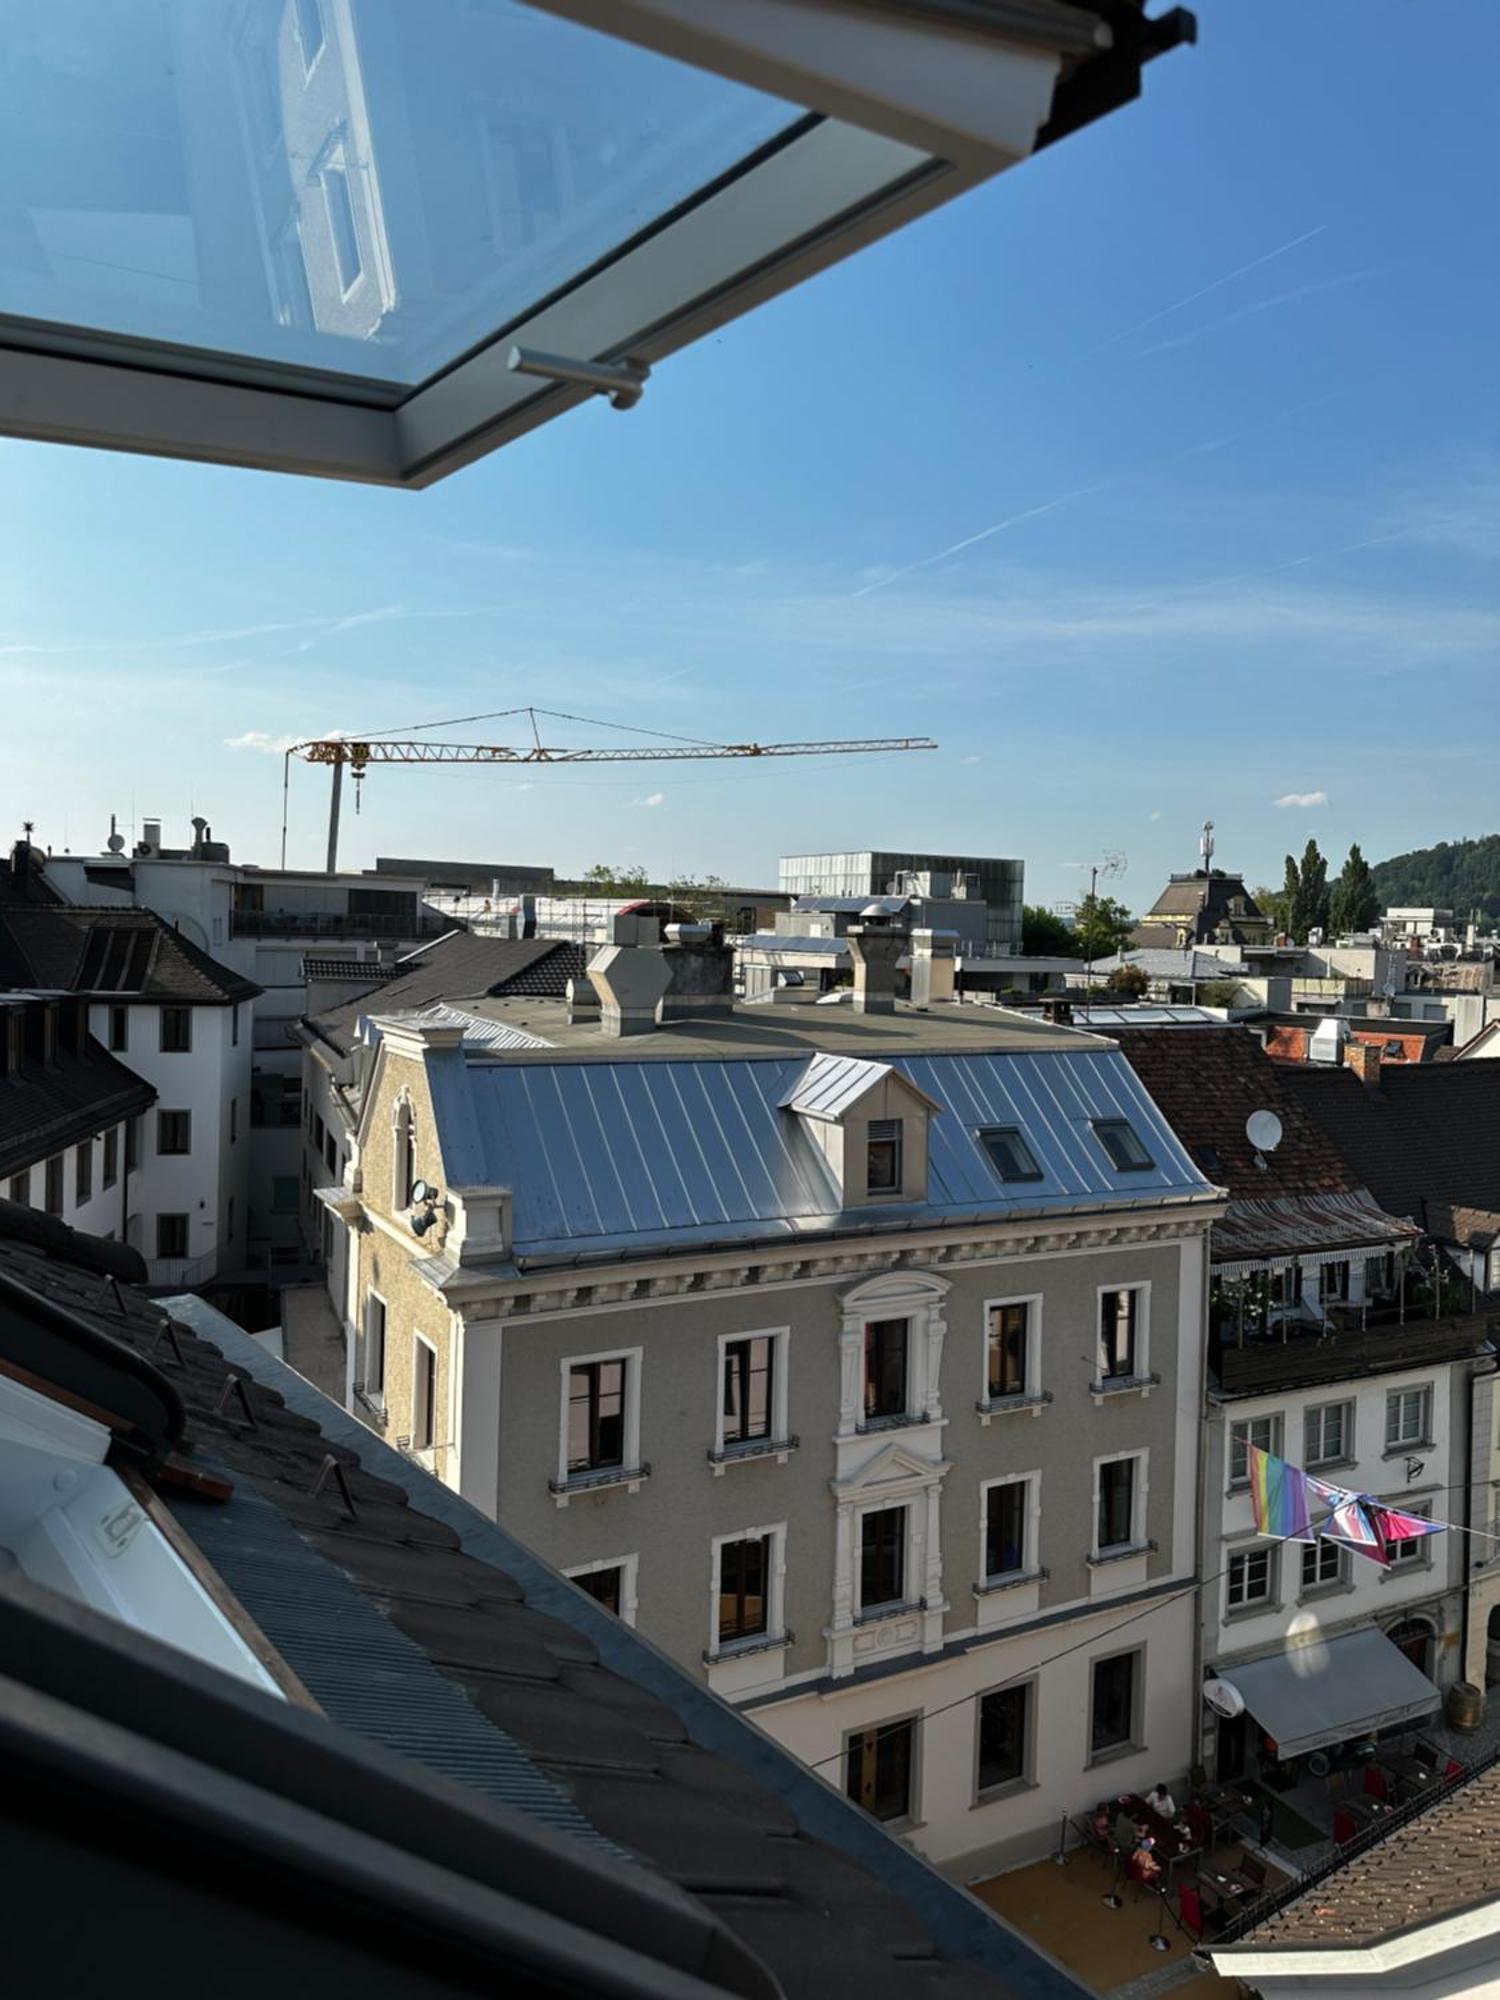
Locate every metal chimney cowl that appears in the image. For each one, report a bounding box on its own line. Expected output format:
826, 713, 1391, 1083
588, 943, 671, 1037
846, 913, 906, 1016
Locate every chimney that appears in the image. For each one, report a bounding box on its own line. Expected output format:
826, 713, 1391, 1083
659, 922, 734, 1021
846, 908, 906, 1015
1345, 1039, 1382, 1088
909, 929, 957, 1010
588, 941, 670, 1037
1041, 994, 1073, 1025
566, 974, 599, 1026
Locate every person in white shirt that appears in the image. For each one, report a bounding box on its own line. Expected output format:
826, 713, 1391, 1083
1145, 1782, 1177, 1819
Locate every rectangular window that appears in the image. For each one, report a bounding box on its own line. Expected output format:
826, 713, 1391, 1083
866, 1118, 903, 1195
1097, 1288, 1139, 1381
226, 1196, 235, 1244
980, 1126, 1042, 1182
413, 1337, 437, 1451
984, 1480, 1028, 1579
160, 1008, 192, 1053
75, 1142, 92, 1203
44, 1156, 64, 1216
156, 1214, 189, 1260
722, 1335, 774, 1445
863, 1318, 909, 1422
125, 1116, 141, 1172
272, 1176, 299, 1214
1090, 1651, 1138, 1757
1305, 1400, 1352, 1467
157, 1110, 192, 1155
1386, 1386, 1432, 1449
1386, 1506, 1432, 1566
1229, 1414, 1281, 1488
859, 1506, 906, 1612
1097, 1457, 1137, 1552
568, 1358, 627, 1474
230, 1098, 238, 1143
718, 1534, 771, 1644
8, 1170, 28, 1205
108, 1005, 127, 1051
986, 1300, 1031, 1400
1302, 1539, 1344, 1590
1093, 1118, 1154, 1172
322, 165, 363, 292
575, 1565, 622, 1615
977, 1684, 1030, 1796
357, 1293, 386, 1400
102, 1127, 118, 1189
845, 1719, 914, 1824
1227, 1547, 1274, 1610
1319, 1260, 1351, 1302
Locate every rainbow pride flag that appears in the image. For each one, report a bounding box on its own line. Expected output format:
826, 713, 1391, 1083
1247, 1444, 1314, 1541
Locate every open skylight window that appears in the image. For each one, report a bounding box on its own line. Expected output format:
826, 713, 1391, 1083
1092, 1117, 1155, 1173
979, 1125, 1043, 1183
0, 0, 1192, 485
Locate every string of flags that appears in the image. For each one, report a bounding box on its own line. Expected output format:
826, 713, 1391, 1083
1247, 1444, 1447, 1566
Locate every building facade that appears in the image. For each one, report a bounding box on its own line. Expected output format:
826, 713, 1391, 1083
320, 971, 1221, 1875
777, 854, 1024, 953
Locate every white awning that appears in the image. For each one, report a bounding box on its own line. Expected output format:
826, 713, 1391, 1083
1215, 1628, 1441, 1759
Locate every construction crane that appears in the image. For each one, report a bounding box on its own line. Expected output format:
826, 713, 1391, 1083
280, 709, 939, 870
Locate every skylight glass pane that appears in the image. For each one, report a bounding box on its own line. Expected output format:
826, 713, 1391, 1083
0, 0, 802, 389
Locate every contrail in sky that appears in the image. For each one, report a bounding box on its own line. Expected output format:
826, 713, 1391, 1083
1084, 223, 1328, 356
850, 477, 1122, 598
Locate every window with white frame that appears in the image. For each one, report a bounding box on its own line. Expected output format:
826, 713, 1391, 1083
1089, 1650, 1140, 1758
984, 1296, 1040, 1404
715, 1328, 789, 1456
557, 1348, 643, 1489
1302, 1538, 1345, 1591
412, 1334, 438, 1452
565, 1553, 639, 1627
1228, 1413, 1282, 1489
392, 1096, 416, 1212
356, 1292, 386, 1403
1096, 1285, 1147, 1384
1305, 1399, 1354, 1468
1319, 1259, 1351, 1302
862, 1317, 911, 1425
836, 1272, 948, 1440
1384, 1503, 1433, 1566
1094, 1453, 1145, 1556
1385, 1385, 1433, 1450
976, 1681, 1033, 1797
981, 1474, 1037, 1583
1226, 1546, 1275, 1611
865, 1118, 903, 1196
711, 1523, 786, 1654
321, 162, 363, 294
858, 1505, 908, 1616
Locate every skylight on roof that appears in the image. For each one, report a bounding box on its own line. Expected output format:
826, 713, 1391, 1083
1092, 1118, 1155, 1173
979, 1125, 1043, 1183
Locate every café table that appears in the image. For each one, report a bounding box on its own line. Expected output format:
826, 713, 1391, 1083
1114, 1793, 1201, 1882
1197, 1865, 1255, 1915
1381, 1751, 1440, 1799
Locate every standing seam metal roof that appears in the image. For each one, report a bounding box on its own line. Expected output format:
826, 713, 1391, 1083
448, 1045, 1212, 1260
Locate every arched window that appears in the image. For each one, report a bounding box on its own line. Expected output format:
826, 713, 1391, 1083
392, 1096, 416, 1211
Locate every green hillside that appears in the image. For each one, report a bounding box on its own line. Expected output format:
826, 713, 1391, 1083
1371, 835, 1500, 921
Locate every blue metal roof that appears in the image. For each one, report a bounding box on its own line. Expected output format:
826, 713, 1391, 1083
450, 1046, 1213, 1266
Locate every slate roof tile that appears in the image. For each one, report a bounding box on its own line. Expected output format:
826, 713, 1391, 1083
0, 906, 260, 1004
306, 931, 574, 1055
561, 1771, 793, 1894
1283, 1061, 1500, 1229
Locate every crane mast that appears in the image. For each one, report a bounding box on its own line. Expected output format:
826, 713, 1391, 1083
281, 722, 938, 871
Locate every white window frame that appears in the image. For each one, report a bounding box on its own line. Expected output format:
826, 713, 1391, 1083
1087, 1644, 1145, 1765
356, 1289, 387, 1408
836, 1270, 949, 1439
978, 1470, 1041, 1590
1301, 1537, 1347, 1594
563, 1552, 640, 1629
391, 1092, 415, 1214
974, 1675, 1036, 1803
1092, 1280, 1153, 1395
1383, 1502, 1434, 1570
843, 1712, 920, 1830
707, 1520, 788, 1661
979, 1292, 1045, 1417
1225, 1543, 1277, 1613
410, 1331, 439, 1458
1305, 1398, 1355, 1470
854, 1498, 915, 1623
553, 1344, 644, 1503
711, 1325, 792, 1468
1228, 1412, 1283, 1491
1091, 1448, 1148, 1561
1385, 1384, 1433, 1452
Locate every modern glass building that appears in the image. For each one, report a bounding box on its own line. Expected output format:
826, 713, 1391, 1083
778, 852, 1024, 951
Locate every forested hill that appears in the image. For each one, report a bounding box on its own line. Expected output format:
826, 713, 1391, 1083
1371, 836, 1500, 920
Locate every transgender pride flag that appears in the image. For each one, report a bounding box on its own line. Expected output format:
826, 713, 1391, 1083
1247, 1444, 1315, 1541
1307, 1475, 1388, 1563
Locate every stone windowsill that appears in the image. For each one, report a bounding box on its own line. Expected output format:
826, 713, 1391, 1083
1297, 1578, 1356, 1605
1087, 1540, 1155, 1569
974, 1567, 1048, 1597
856, 1411, 933, 1436
549, 1463, 651, 1506
1382, 1440, 1434, 1460
1223, 1597, 1281, 1625
707, 1435, 799, 1475
976, 1392, 1052, 1423
1089, 1372, 1161, 1404
973, 1774, 1038, 1809
1086, 1740, 1145, 1771
1379, 1557, 1431, 1582
352, 1388, 388, 1431
854, 1599, 922, 1629
704, 1630, 793, 1666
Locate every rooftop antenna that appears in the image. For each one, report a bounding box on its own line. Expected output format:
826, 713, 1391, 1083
1080, 850, 1127, 1013
1200, 819, 1215, 872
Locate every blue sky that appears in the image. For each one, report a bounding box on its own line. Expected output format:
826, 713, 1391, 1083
3, 0, 1496, 910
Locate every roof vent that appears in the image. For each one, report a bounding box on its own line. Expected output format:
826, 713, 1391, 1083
588, 942, 670, 1037
846, 912, 907, 1016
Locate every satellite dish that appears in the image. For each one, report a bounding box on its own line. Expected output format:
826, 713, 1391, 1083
410, 1178, 433, 1205
1246, 1110, 1283, 1154
1202, 1677, 1246, 1720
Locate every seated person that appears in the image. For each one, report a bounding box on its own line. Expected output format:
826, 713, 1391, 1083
1145, 1781, 1178, 1819
1126, 1836, 1163, 1887
1112, 1806, 1140, 1854
1091, 1802, 1112, 1841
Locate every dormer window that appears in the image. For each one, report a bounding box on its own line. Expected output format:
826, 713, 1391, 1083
980, 1126, 1042, 1183
866, 1119, 903, 1195
1092, 1118, 1153, 1173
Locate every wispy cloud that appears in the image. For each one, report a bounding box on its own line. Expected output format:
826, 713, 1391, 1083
225, 731, 301, 754
1274, 790, 1328, 809
1383, 453, 1500, 562
1149, 810, 1164, 821
1086, 225, 1328, 357
959, 754, 982, 765
1129, 269, 1384, 362
634, 791, 665, 808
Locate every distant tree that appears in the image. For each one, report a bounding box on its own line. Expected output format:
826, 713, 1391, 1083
1022, 903, 1080, 956
581, 862, 651, 895
1329, 843, 1380, 936
1253, 883, 1292, 934
1197, 979, 1244, 1008
1105, 963, 1150, 998
1284, 840, 1331, 943
1369, 833, 1500, 922
665, 871, 731, 918
1075, 892, 1134, 963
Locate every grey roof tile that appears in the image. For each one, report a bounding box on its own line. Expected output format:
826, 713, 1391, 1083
562, 1771, 793, 1894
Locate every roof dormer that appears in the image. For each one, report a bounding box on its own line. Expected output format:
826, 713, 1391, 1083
781, 1053, 940, 1208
